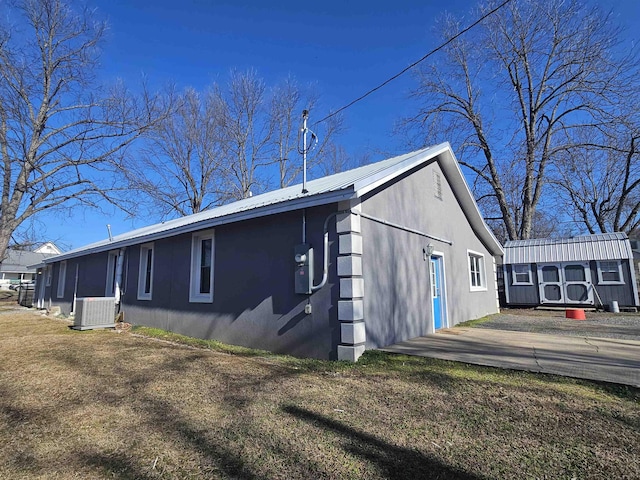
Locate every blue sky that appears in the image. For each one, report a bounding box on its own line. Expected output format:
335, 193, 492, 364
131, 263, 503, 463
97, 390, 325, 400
39, 0, 639, 250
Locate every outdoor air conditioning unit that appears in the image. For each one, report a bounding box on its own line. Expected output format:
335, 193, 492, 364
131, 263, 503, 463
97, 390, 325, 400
72, 297, 117, 330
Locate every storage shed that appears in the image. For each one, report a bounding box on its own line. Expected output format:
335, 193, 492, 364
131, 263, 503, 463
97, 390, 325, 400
503, 233, 639, 309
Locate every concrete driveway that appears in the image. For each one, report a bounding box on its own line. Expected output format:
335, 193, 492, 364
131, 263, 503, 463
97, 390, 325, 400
382, 327, 640, 387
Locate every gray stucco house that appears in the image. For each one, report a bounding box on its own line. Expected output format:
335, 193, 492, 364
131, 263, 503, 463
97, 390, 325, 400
36, 143, 503, 361
503, 233, 639, 309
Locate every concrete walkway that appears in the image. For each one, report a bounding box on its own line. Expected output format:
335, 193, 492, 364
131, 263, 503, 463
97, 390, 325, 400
382, 328, 640, 387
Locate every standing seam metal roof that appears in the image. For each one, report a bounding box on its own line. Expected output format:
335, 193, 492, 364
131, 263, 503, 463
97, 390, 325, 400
43, 143, 504, 263
503, 232, 633, 264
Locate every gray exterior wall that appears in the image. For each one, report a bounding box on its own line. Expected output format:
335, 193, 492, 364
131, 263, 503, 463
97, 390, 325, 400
40, 158, 503, 359
360, 161, 499, 349
503, 263, 539, 305
589, 260, 636, 307
48, 205, 340, 359
48, 253, 110, 315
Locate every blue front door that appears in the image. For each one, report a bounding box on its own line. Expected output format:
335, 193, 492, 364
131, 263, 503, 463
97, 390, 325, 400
430, 256, 444, 330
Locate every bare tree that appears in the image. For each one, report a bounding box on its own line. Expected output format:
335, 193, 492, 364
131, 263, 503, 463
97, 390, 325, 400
270, 77, 344, 188
123, 87, 225, 218
0, 0, 166, 261
314, 143, 370, 178
130, 71, 345, 218
212, 70, 275, 201
553, 129, 640, 236
405, 0, 636, 240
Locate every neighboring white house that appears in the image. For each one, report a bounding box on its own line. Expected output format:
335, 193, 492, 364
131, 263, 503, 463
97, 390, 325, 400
34, 242, 62, 255
0, 243, 62, 288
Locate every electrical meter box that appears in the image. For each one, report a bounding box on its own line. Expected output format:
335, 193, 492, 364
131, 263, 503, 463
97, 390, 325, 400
294, 244, 314, 294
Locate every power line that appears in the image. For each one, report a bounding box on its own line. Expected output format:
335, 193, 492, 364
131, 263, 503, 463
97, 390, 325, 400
313, 0, 514, 126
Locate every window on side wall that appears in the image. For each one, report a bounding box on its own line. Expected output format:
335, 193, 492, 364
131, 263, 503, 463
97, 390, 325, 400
597, 260, 624, 285
56, 261, 67, 298
512, 264, 533, 285
468, 250, 487, 291
137, 243, 154, 300
189, 229, 214, 303
105, 251, 119, 297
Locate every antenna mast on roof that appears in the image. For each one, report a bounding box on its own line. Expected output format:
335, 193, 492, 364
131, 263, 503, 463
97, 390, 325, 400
299, 110, 318, 194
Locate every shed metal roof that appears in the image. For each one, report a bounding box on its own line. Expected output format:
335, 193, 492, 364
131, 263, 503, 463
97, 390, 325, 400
43, 142, 503, 263
504, 232, 633, 264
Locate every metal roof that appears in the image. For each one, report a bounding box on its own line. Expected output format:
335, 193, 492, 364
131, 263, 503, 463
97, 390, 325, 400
504, 232, 633, 264
44, 142, 503, 263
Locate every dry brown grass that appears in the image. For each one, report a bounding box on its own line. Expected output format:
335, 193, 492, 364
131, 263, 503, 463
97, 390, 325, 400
0, 310, 638, 479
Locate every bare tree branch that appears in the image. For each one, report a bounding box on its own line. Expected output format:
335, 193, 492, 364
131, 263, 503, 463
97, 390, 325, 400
402, 0, 638, 240
0, 0, 169, 260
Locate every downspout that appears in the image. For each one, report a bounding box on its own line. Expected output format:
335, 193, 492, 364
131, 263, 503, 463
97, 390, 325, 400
114, 247, 126, 305
72, 264, 79, 314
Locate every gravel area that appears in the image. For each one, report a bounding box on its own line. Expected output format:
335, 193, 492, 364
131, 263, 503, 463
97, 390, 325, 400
473, 308, 640, 341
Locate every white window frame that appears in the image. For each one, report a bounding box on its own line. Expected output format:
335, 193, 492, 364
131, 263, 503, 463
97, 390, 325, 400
105, 251, 119, 297
511, 263, 533, 285
596, 260, 624, 285
56, 261, 67, 298
467, 250, 487, 291
137, 243, 154, 300
189, 229, 215, 303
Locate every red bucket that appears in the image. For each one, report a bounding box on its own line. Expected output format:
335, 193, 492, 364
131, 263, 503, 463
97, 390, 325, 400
566, 308, 586, 320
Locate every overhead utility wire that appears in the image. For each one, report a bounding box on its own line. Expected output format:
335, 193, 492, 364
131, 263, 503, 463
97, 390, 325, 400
313, 0, 514, 126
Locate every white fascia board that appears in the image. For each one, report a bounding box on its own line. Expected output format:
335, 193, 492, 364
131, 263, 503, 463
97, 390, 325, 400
353, 143, 449, 198
354, 142, 503, 257
43, 189, 356, 264
439, 149, 503, 257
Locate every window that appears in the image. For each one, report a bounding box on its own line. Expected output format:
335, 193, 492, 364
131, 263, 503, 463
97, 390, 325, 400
105, 251, 119, 297
597, 260, 624, 285
56, 261, 67, 298
137, 244, 154, 300
190, 229, 214, 303
45, 266, 52, 287
468, 250, 486, 290
512, 264, 532, 285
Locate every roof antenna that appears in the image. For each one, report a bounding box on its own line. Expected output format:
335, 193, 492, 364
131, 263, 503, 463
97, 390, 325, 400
106, 224, 113, 242
301, 110, 309, 193
298, 109, 318, 194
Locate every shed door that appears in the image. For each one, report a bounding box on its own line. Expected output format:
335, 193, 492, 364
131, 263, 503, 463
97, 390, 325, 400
563, 262, 593, 304
538, 264, 564, 303
537, 262, 594, 305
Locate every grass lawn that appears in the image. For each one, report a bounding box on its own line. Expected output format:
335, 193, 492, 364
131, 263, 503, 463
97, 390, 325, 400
0, 311, 638, 479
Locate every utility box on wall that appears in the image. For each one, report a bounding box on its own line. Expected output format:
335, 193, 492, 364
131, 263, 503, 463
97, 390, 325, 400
294, 244, 314, 294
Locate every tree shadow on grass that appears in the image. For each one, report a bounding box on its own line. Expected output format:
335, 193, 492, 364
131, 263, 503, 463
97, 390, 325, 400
282, 405, 482, 480
80, 451, 157, 480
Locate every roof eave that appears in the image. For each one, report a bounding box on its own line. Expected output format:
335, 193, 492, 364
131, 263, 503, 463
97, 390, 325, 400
353, 144, 503, 257
43, 188, 357, 263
